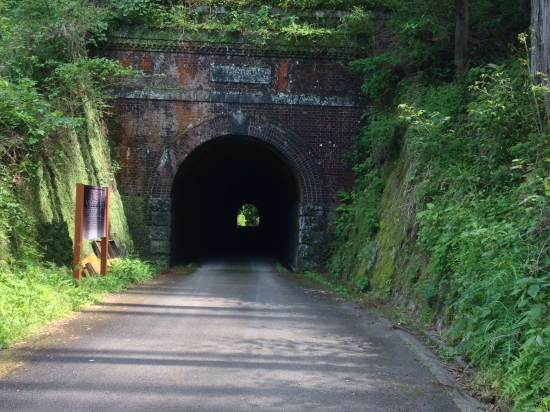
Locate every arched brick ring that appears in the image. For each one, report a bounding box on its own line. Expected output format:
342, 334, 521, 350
149, 111, 322, 203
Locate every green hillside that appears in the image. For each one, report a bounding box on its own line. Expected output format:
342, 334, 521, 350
1, 0, 549, 409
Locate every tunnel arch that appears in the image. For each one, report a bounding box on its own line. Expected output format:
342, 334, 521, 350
170, 135, 301, 266
150, 111, 322, 202
147, 111, 325, 270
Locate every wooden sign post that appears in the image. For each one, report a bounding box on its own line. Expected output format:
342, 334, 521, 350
73, 184, 110, 286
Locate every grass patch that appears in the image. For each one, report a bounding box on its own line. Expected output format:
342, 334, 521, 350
300, 269, 360, 302
0, 258, 161, 349
157, 264, 195, 276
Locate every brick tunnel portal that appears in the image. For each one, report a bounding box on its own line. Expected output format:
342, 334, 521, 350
105, 41, 366, 270
170, 135, 300, 267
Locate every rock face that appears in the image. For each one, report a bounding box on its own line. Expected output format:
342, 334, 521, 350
104, 36, 368, 269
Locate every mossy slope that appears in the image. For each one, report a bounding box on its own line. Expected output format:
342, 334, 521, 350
7, 102, 133, 266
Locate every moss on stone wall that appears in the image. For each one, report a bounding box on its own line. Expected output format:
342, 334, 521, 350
120, 195, 148, 256
329, 141, 429, 312
370, 149, 419, 291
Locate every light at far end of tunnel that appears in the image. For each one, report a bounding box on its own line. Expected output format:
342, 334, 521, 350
237, 204, 260, 227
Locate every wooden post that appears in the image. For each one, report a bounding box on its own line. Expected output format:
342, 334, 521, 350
73, 183, 85, 286
100, 187, 110, 276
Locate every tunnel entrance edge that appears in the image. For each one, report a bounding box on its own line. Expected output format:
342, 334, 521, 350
145, 111, 325, 271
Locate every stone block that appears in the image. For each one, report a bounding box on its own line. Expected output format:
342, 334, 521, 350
299, 216, 323, 231
300, 202, 324, 217
299, 229, 324, 246
298, 244, 322, 270
151, 212, 170, 226
206, 91, 358, 107
148, 198, 171, 213
230, 110, 250, 135
150, 240, 170, 255
148, 226, 171, 241
210, 63, 271, 84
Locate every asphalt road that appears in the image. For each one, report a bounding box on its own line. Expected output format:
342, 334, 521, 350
0, 258, 475, 411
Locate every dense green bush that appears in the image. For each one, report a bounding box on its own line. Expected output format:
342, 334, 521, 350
408, 61, 550, 409
0, 2, 155, 354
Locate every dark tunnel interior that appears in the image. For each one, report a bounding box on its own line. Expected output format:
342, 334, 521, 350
170, 135, 300, 268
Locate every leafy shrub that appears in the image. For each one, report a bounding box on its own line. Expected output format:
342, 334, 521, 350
404, 61, 550, 409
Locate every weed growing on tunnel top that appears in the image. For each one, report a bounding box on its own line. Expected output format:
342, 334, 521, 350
0, 258, 161, 349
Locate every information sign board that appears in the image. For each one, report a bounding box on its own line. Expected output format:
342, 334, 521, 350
73, 183, 110, 285
83, 186, 108, 240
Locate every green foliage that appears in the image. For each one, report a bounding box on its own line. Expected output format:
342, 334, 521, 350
350, 0, 528, 103
173, 6, 334, 44
106, 0, 386, 48
0, 0, 545, 407
329, 169, 384, 278
0, 258, 159, 348
0, 0, 137, 148
401, 61, 550, 409
0, 179, 41, 261
354, 275, 369, 291
108, 0, 161, 19
0, 0, 141, 262
0, 1, 110, 79
0, 79, 62, 145
47, 58, 140, 110
237, 204, 260, 227
334, 16, 550, 404
346, 112, 405, 172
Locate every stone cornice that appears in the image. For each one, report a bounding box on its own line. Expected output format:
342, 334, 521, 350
110, 87, 369, 108
103, 37, 365, 59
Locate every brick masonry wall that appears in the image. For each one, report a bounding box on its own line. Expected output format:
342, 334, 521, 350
103, 44, 368, 268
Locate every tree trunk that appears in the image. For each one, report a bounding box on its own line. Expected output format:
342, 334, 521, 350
531, 0, 550, 115
455, 0, 469, 72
